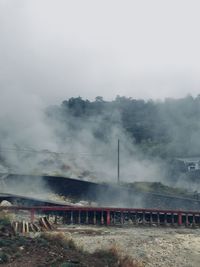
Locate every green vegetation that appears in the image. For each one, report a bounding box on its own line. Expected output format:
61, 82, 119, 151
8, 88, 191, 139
47, 95, 200, 158
0, 211, 11, 228
125, 181, 191, 197
0, 217, 10, 229
0, 252, 9, 264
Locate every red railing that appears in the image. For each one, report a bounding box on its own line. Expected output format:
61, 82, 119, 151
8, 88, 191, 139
1, 205, 200, 226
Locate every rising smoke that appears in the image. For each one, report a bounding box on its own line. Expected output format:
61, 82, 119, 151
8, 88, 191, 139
0, 89, 167, 198
2, 87, 200, 203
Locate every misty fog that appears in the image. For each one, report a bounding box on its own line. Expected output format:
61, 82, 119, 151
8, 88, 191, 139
1, 1, 200, 198
1, 1, 200, 103
0, 89, 165, 184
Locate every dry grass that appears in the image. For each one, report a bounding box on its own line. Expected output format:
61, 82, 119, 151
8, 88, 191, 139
41, 231, 77, 250
42, 232, 144, 266
94, 244, 144, 267
0, 230, 145, 266
119, 255, 144, 267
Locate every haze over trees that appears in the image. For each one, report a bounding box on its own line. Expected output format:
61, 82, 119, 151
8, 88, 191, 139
47, 94, 200, 159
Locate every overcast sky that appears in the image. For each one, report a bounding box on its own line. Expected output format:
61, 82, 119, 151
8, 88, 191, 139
1, 0, 200, 104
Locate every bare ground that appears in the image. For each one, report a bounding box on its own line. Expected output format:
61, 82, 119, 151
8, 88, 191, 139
61, 225, 200, 267
1, 224, 200, 266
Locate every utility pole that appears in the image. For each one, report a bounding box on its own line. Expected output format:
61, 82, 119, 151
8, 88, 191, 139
117, 139, 120, 184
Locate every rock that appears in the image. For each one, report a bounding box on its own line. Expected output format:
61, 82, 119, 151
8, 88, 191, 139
0, 200, 12, 206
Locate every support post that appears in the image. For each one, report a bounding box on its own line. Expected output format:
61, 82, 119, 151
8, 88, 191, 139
157, 212, 160, 225
186, 214, 189, 227
93, 211, 96, 225
178, 213, 182, 226
113, 212, 116, 224
101, 211, 104, 225
107, 211, 111, 225
117, 139, 120, 184
78, 210, 81, 224
121, 212, 124, 225
192, 214, 195, 226
172, 213, 174, 226
142, 212, 145, 225
164, 213, 167, 225
30, 209, 35, 223
70, 211, 73, 224
86, 211, 89, 224
135, 212, 138, 225
150, 213, 153, 226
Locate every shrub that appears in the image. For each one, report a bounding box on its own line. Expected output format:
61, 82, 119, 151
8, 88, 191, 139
41, 232, 77, 250
60, 263, 81, 267
94, 245, 144, 267
94, 246, 119, 265
0, 218, 10, 227
119, 255, 144, 267
0, 252, 9, 263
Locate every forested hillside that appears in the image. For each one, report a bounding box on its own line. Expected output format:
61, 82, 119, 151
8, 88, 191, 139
47, 95, 200, 159
1, 94, 200, 185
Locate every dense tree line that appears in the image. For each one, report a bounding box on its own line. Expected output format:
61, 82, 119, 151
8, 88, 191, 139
46, 95, 200, 159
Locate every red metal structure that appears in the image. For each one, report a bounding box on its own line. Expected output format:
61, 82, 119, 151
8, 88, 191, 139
1, 206, 200, 227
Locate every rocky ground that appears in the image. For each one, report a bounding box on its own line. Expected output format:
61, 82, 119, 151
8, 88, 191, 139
62, 225, 200, 267
0, 222, 141, 267
0, 232, 140, 267
1, 209, 200, 266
